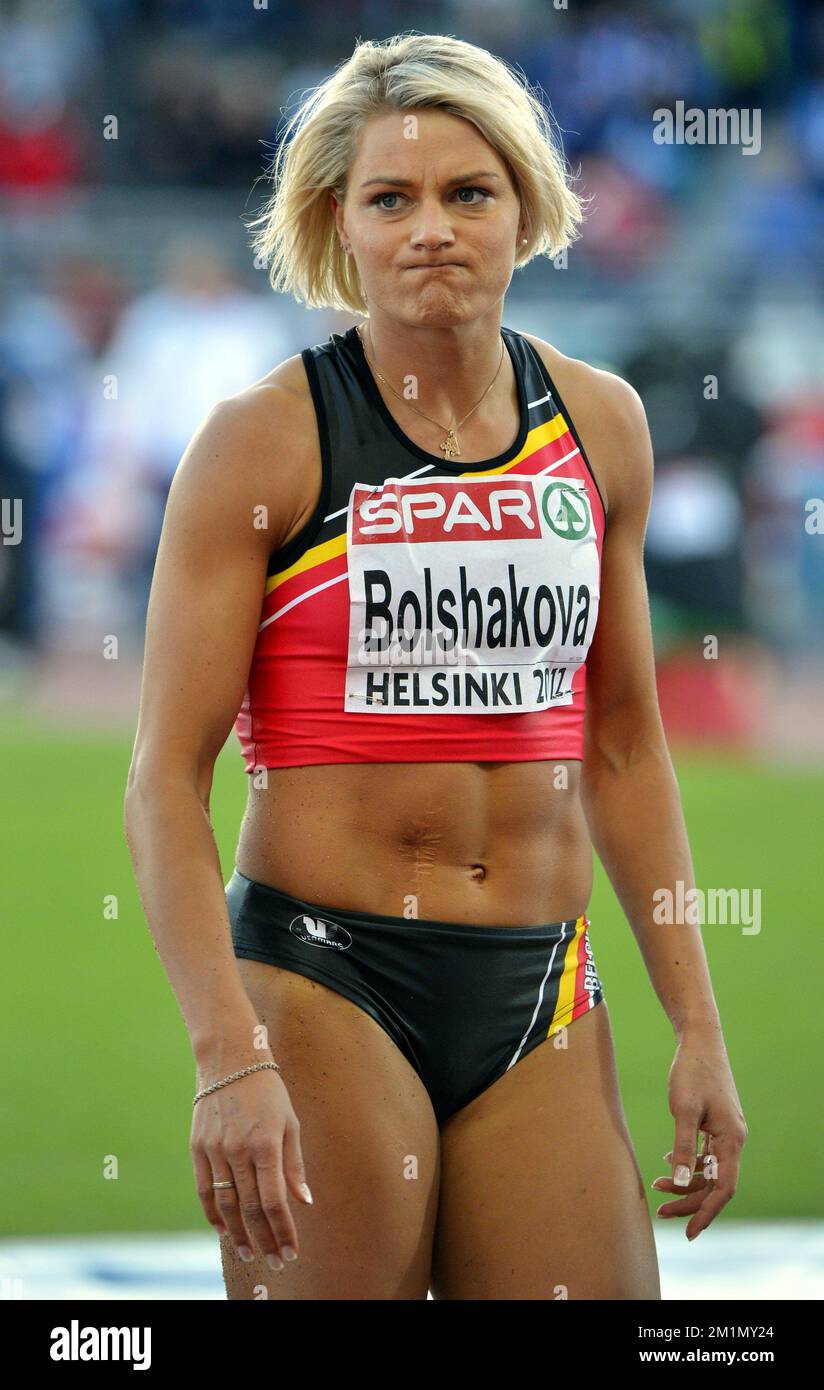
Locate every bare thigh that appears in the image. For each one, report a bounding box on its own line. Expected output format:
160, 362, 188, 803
429, 1000, 661, 1300
219, 958, 440, 1300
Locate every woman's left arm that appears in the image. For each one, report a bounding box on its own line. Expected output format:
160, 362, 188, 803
577, 369, 748, 1242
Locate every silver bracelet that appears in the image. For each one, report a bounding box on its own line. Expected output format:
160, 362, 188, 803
193, 1060, 282, 1106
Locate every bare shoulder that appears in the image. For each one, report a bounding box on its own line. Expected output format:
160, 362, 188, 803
170, 350, 321, 557
519, 332, 647, 430
520, 333, 654, 520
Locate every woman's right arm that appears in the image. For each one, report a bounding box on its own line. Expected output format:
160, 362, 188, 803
123, 361, 319, 1268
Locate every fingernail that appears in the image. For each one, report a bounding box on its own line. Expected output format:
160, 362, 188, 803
238, 1245, 254, 1262
281, 1245, 298, 1261
651, 1179, 666, 1190
299, 1183, 314, 1205
674, 1164, 691, 1186
266, 1252, 284, 1270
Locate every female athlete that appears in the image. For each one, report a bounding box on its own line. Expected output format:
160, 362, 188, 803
124, 32, 747, 1300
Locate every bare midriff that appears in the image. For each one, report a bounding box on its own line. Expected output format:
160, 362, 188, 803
234, 759, 593, 927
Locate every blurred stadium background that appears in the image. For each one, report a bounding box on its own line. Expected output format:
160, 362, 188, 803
1, 0, 822, 1299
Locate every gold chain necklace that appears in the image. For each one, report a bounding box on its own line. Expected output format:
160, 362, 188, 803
356, 323, 506, 462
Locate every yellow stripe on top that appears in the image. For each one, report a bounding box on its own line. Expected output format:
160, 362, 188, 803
264, 412, 575, 597
459, 412, 573, 478
266, 530, 347, 595
546, 915, 587, 1038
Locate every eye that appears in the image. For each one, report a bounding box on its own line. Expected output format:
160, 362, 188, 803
455, 186, 493, 204
370, 192, 406, 210
369, 185, 493, 210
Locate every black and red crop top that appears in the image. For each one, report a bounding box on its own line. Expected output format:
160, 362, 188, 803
234, 323, 607, 771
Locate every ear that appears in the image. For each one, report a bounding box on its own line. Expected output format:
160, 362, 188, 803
331, 193, 346, 242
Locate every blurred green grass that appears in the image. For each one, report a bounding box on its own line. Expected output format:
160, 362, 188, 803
2, 714, 822, 1233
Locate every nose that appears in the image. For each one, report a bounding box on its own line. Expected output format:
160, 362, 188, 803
409, 194, 456, 252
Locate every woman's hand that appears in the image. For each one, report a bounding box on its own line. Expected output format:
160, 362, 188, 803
190, 1064, 313, 1272
652, 1026, 748, 1241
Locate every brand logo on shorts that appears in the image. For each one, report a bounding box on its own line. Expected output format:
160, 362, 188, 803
288, 914, 352, 949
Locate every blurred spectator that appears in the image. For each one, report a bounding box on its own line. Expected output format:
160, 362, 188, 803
87, 235, 289, 484
48, 253, 129, 360
578, 155, 672, 275
0, 278, 97, 644
742, 396, 824, 662
644, 455, 745, 634
135, 44, 283, 186
624, 337, 762, 478
47, 235, 292, 639
792, 76, 824, 189
0, 0, 100, 191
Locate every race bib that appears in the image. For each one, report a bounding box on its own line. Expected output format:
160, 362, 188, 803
345, 474, 600, 714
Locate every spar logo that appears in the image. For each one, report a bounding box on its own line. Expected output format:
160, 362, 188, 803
542, 481, 591, 539
352, 480, 540, 544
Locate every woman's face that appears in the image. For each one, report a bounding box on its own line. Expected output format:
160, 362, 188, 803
333, 108, 523, 328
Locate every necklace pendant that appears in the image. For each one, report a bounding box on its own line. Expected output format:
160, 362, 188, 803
440, 429, 460, 461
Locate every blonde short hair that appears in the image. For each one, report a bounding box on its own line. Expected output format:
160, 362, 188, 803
246, 32, 587, 315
